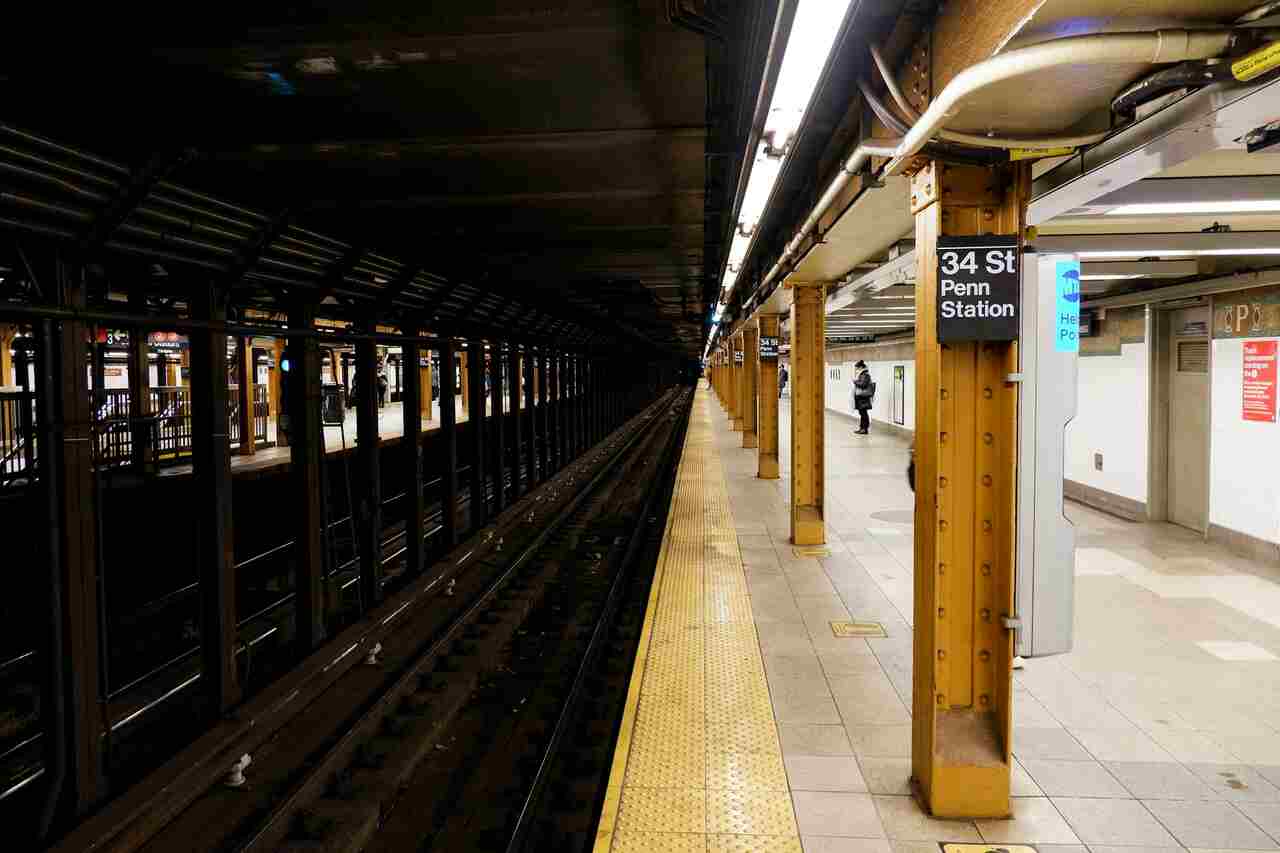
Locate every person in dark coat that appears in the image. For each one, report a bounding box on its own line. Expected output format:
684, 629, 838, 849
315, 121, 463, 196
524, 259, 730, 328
851, 360, 874, 434
778, 364, 788, 398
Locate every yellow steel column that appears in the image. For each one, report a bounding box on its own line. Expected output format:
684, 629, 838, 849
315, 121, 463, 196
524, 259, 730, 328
459, 349, 470, 414
911, 160, 1026, 819
788, 281, 825, 545
1, 325, 12, 386
421, 357, 433, 422
757, 314, 781, 479
741, 324, 759, 448
729, 333, 744, 431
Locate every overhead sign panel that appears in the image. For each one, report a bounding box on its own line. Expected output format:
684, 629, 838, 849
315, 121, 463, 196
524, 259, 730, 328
936, 235, 1019, 342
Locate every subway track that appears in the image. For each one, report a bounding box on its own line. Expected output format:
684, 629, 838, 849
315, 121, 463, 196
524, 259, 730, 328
52, 388, 691, 853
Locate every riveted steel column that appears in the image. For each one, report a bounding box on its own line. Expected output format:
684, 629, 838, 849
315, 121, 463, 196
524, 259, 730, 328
523, 347, 537, 483
538, 350, 551, 473
355, 318, 382, 608
126, 292, 152, 470
189, 283, 239, 715
548, 349, 560, 471
402, 332, 425, 577
287, 300, 326, 652
236, 337, 255, 457
741, 325, 759, 448
729, 334, 744, 430
467, 340, 487, 529
458, 348, 470, 415
489, 343, 506, 513
911, 161, 1027, 819
507, 343, 522, 496
438, 340, 459, 548
758, 314, 781, 479
789, 281, 825, 546
50, 258, 105, 813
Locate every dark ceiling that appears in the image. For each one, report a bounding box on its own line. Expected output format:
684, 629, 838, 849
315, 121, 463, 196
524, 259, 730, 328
0, 1, 770, 357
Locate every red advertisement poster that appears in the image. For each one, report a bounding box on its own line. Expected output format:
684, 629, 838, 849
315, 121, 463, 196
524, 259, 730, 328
1242, 340, 1277, 423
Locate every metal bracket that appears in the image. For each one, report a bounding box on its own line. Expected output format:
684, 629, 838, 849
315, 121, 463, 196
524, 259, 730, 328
1005, 372, 1024, 383
1001, 616, 1022, 631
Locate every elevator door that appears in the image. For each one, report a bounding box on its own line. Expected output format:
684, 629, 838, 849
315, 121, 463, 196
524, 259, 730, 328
1167, 322, 1210, 532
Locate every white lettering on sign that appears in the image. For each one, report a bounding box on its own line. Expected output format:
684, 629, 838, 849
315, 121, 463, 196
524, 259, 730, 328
935, 237, 1020, 342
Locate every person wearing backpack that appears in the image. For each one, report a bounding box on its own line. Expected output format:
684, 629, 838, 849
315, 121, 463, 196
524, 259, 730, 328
851, 360, 875, 434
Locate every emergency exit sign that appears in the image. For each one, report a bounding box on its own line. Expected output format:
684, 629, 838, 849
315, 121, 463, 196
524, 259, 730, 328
936, 235, 1019, 342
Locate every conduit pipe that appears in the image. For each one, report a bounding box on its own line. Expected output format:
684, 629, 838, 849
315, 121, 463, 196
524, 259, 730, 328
884, 29, 1252, 173
751, 28, 1260, 303
869, 45, 1110, 151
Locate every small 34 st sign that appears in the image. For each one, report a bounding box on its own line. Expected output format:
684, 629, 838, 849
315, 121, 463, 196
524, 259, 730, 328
936, 235, 1020, 342
734, 350, 744, 365
759, 335, 779, 360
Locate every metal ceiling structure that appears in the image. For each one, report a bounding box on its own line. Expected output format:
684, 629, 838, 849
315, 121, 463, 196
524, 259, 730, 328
0, 1, 778, 358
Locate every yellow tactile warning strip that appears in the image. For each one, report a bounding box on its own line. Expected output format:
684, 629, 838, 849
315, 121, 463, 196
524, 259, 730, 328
594, 389, 801, 853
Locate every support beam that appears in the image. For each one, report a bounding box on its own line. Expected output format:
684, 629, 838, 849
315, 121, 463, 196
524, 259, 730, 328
490, 343, 506, 513
548, 349, 561, 472
467, 340, 487, 529
538, 351, 551, 475
401, 332, 425, 577
911, 160, 1026, 819
507, 344, 523, 496
127, 292, 151, 470
189, 282, 239, 716
741, 325, 758, 448
523, 349, 537, 484
50, 258, 105, 814
355, 317, 382, 609
0, 325, 12, 385
287, 300, 326, 652
729, 333, 744, 431
236, 337, 255, 456
438, 340, 459, 548
758, 314, 781, 479
789, 282, 825, 546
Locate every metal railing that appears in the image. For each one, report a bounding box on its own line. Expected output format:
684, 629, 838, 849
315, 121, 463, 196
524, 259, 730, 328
0, 391, 36, 484
86, 385, 271, 468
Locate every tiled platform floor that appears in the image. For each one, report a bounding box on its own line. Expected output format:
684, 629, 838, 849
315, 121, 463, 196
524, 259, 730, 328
604, 384, 1280, 850
714, 393, 1280, 853
596, 389, 802, 852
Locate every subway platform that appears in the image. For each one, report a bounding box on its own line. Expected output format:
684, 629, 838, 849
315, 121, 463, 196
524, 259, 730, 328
597, 388, 1280, 852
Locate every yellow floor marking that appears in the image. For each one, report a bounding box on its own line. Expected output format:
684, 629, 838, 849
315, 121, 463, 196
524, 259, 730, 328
594, 390, 800, 853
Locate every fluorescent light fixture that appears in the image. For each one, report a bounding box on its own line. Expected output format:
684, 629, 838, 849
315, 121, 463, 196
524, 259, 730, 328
1103, 200, 1280, 216
722, 0, 855, 299
1080, 273, 1142, 281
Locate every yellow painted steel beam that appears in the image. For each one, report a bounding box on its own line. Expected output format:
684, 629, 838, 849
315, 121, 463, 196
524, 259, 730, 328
788, 281, 825, 545
757, 314, 781, 479
741, 325, 759, 448
729, 333, 744, 431
911, 160, 1026, 819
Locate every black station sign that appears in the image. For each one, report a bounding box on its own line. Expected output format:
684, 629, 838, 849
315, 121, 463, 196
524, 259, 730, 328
936, 235, 1020, 342
759, 336, 779, 360
734, 350, 744, 365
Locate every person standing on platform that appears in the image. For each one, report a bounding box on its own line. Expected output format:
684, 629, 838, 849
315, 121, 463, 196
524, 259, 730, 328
851, 359, 874, 435
778, 363, 788, 398
377, 371, 388, 408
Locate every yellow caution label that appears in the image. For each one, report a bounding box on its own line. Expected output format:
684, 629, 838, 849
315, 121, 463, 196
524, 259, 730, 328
1010, 146, 1078, 161
943, 845, 1038, 853
831, 620, 887, 638
1232, 40, 1280, 82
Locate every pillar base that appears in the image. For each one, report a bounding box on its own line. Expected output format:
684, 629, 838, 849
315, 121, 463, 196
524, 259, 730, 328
791, 506, 824, 546
758, 456, 779, 480
730, 418, 744, 432
742, 432, 757, 449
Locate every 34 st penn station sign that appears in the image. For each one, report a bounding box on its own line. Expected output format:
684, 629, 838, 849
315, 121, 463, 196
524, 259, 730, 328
936, 235, 1020, 342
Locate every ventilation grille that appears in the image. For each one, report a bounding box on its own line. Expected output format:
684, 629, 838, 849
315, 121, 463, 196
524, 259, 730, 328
1177, 340, 1209, 373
